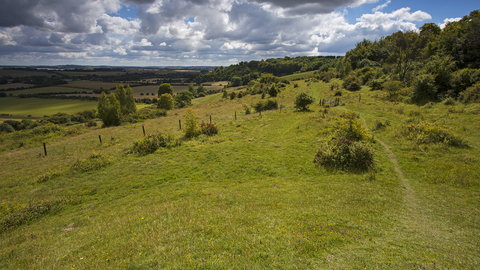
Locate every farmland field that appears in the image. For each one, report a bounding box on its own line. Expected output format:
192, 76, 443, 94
0, 83, 34, 90
0, 69, 52, 77
0, 97, 98, 117
66, 81, 120, 90
0, 78, 479, 269
3, 86, 92, 96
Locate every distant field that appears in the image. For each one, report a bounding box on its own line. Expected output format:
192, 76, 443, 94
4, 86, 92, 96
0, 69, 52, 77
56, 71, 127, 77
0, 83, 34, 90
0, 97, 97, 117
67, 81, 120, 90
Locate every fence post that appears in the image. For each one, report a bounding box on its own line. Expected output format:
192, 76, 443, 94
98, 135, 102, 145
179, 120, 181, 130
142, 125, 146, 136
43, 143, 47, 156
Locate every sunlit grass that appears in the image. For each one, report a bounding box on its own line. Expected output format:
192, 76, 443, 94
0, 79, 479, 269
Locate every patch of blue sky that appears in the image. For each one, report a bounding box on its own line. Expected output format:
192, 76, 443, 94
110, 4, 138, 20
184, 17, 195, 25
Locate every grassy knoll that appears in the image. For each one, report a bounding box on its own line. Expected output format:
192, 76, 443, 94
0, 97, 97, 117
0, 79, 479, 269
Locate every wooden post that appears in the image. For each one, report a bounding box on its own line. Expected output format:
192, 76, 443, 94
43, 143, 47, 156
98, 135, 102, 145
179, 120, 181, 130
235, 111, 237, 120
142, 125, 146, 136
359, 95, 361, 102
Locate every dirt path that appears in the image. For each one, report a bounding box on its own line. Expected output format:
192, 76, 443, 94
359, 116, 430, 237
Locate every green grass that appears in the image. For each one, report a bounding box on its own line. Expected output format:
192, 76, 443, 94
0, 79, 479, 269
0, 97, 98, 117
281, 71, 316, 81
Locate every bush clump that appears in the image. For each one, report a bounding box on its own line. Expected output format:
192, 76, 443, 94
36, 170, 62, 183
253, 99, 278, 113
200, 122, 219, 136
314, 110, 375, 172
0, 197, 80, 233
71, 153, 112, 172
335, 111, 374, 142
132, 133, 179, 155
314, 138, 375, 172
401, 122, 467, 147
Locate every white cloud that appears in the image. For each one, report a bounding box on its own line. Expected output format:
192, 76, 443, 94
0, 0, 435, 65
440, 17, 462, 29
372, 0, 390, 12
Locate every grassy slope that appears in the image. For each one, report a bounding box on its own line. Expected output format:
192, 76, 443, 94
3, 86, 93, 96
0, 80, 479, 269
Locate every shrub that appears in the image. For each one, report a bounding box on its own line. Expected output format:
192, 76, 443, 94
243, 104, 251, 115
157, 93, 174, 110
442, 97, 456, 105
229, 91, 237, 100
401, 122, 466, 147
343, 75, 361, 91
200, 122, 219, 136
411, 75, 437, 103
184, 108, 199, 138
253, 99, 278, 113
71, 153, 112, 172
0, 122, 15, 133
175, 91, 194, 108
97, 92, 121, 127
132, 133, 178, 155
268, 85, 278, 97
335, 111, 374, 142
86, 119, 97, 127
222, 89, 228, 99
459, 82, 480, 103
294, 92, 314, 111
314, 138, 375, 172
373, 120, 390, 130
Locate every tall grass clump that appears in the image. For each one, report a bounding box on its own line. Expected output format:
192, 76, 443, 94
401, 121, 467, 147
132, 133, 179, 155
71, 153, 112, 172
0, 197, 81, 233
314, 110, 375, 172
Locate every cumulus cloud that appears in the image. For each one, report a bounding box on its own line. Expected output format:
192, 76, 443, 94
0, 0, 434, 65
372, 0, 390, 12
440, 17, 462, 29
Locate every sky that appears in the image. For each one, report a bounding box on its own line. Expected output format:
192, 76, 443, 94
0, 0, 477, 67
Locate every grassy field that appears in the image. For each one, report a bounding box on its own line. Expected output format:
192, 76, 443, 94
0, 97, 98, 117
0, 69, 52, 77
0, 78, 479, 269
3, 86, 93, 96
0, 83, 34, 90
66, 81, 120, 91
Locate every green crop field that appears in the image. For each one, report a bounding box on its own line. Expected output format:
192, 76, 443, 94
0, 97, 98, 117
0, 78, 479, 269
